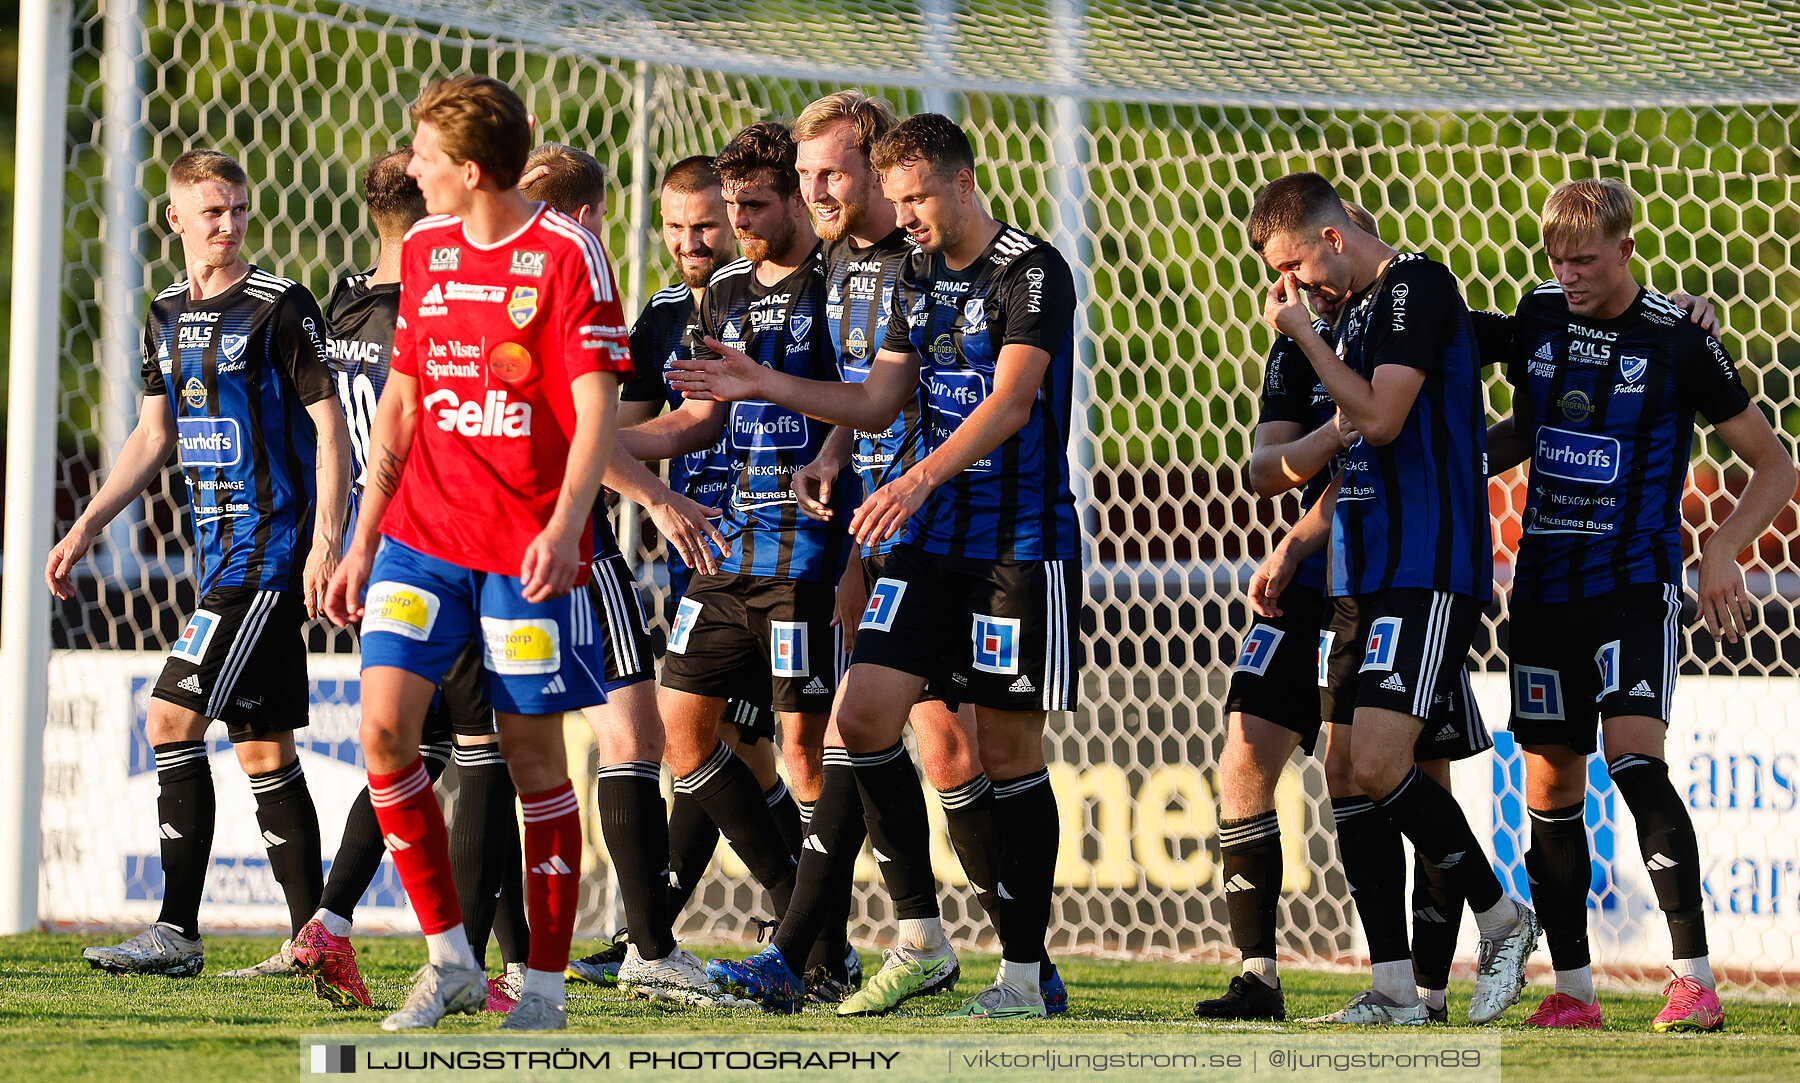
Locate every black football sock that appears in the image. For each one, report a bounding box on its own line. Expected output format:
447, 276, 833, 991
249, 757, 324, 936
802, 751, 864, 978
941, 774, 1003, 922
1372, 765, 1505, 913
1220, 809, 1283, 965
492, 867, 529, 969
992, 769, 1059, 965
772, 751, 863, 968
675, 741, 795, 914
767, 779, 803, 858
449, 743, 517, 969
597, 761, 676, 960
1333, 795, 1410, 964
1526, 801, 1593, 971
853, 743, 939, 922
1609, 754, 1707, 958
153, 741, 215, 941
1410, 848, 1465, 992
319, 739, 449, 922
665, 789, 720, 918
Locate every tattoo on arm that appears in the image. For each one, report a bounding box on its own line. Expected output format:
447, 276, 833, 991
373, 449, 404, 498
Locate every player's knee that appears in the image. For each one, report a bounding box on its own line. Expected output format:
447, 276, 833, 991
1351, 751, 1406, 801
833, 692, 901, 751
359, 717, 414, 770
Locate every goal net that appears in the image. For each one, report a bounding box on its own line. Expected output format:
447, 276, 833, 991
30, 0, 1800, 989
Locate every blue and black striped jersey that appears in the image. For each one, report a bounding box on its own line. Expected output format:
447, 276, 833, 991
823, 228, 925, 556
695, 247, 846, 581
142, 267, 335, 593
1505, 283, 1753, 604
880, 224, 1082, 562
619, 280, 721, 571
323, 271, 395, 542
1326, 253, 1492, 601
1257, 318, 1341, 592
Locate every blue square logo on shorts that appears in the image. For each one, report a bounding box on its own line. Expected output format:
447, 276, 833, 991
170, 610, 221, 664
1515, 666, 1565, 720
1594, 640, 1621, 698
860, 578, 906, 632
1316, 630, 1335, 687
1361, 616, 1402, 672
972, 614, 1021, 675
1234, 625, 1284, 676
771, 621, 809, 677
667, 597, 703, 655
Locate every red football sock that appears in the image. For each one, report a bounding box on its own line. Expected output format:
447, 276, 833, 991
368, 758, 462, 935
520, 780, 582, 973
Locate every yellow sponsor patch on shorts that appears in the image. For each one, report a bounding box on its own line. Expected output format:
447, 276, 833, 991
364, 582, 441, 641
480, 617, 561, 675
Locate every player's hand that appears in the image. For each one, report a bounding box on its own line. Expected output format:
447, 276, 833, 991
323, 542, 372, 628
669, 339, 765, 402
1264, 272, 1313, 338
832, 560, 868, 652
794, 454, 841, 521
849, 470, 931, 548
1333, 409, 1361, 448
44, 520, 96, 600
1669, 292, 1724, 340
644, 493, 727, 575
518, 164, 552, 190
302, 539, 340, 619
1696, 544, 1754, 645
1248, 542, 1299, 619
520, 524, 583, 604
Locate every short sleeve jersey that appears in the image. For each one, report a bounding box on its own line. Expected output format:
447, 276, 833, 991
695, 248, 845, 581
1257, 317, 1342, 592
1327, 253, 1492, 601
141, 267, 335, 593
1505, 282, 1752, 604
621, 282, 733, 520
823, 229, 927, 556
880, 224, 1082, 562
380, 206, 632, 578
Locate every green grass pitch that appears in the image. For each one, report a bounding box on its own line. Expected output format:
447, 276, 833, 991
5, 933, 1798, 1081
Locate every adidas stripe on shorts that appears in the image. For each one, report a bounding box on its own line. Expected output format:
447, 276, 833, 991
658, 571, 838, 714
152, 582, 310, 741
1508, 583, 1685, 754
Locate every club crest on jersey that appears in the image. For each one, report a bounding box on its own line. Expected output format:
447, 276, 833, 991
1234, 625, 1284, 677
667, 597, 704, 655
788, 313, 813, 343
182, 376, 207, 409
847, 326, 868, 359
1619, 354, 1648, 384
362, 582, 442, 642
507, 286, 539, 329
509, 249, 547, 277
771, 621, 809, 676
1361, 616, 1402, 672
860, 579, 907, 632
428, 246, 461, 272
961, 297, 988, 335
480, 616, 560, 675
219, 332, 248, 363
1317, 630, 1336, 687
972, 614, 1021, 675
1594, 640, 1621, 698
1515, 666, 1565, 720
169, 609, 222, 665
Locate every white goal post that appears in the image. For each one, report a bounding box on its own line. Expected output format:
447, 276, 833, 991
6, 0, 1800, 990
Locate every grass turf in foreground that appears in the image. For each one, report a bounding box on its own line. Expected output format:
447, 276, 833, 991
3, 933, 1798, 1081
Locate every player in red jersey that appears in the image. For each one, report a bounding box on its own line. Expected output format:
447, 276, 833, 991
323, 75, 631, 1032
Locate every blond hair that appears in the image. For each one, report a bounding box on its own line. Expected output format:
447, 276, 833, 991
1341, 200, 1378, 238
169, 149, 247, 191
1542, 178, 1635, 253
793, 89, 900, 155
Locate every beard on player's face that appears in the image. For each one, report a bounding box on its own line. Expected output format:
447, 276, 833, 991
676, 241, 720, 288
737, 214, 795, 264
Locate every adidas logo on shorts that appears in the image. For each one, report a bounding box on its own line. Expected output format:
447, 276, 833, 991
1629, 680, 1655, 698
177, 674, 203, 695
1008, 675, 1036, 693
802, 677, 829, 696
540, 675, 566, 696
1436, 723, 1459, 742
1380, 673, 1407, 693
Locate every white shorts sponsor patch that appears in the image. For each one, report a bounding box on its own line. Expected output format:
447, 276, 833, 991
480, 617, 561, 676
1514, 665, 1566, 720
771, 620, 810, 677
667, 597, 703, 655
170, 609, 223, 665
1233, 624, 1284, 677
362, 582, 442, 642
971, 614, 1022, 675
1595, 640, 1621, 698
859, 578, 907, 633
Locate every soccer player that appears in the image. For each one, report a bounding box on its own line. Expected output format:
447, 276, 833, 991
322, 75, 631, 1032
47, 149, 350, 978
1486, 179, 1795, 1031
1244, 172, 1536, 1025
690, 113, 1083, 1020
1197, 202, 1494, 1024
518, 141, 747, 1005
610, 123, 842, 930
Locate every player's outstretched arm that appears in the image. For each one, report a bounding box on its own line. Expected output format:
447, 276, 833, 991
601, 443, 728, 576
849, 341, 1047, 547
1487, 414, 1529, 475
325, 369, 418, 626
45, 400, 177, 599
615, 397, 725, 462
1247, 474, 1340, 619
672, 339, 918, 434
522, 371, 619, 603
795, 425, 853, 521
302, 398, 353, 617
1695, 406, 1798, 644
1246, 417, 1357, 497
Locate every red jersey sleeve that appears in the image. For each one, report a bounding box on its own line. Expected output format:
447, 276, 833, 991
546, 219, 632, 383
391, 237, 420, 378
